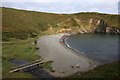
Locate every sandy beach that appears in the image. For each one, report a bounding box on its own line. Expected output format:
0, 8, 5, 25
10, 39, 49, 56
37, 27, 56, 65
37, 34, 97, 77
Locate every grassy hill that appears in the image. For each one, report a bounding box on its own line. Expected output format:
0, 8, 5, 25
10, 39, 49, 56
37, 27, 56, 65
2, 7, 68, 40
74, 12, 118, 28
2, 7, 119, 41
69, 61, 119, 79
2, 7, 119, 78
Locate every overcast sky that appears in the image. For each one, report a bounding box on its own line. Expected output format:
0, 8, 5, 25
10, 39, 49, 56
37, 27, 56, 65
2, 0, 120, 14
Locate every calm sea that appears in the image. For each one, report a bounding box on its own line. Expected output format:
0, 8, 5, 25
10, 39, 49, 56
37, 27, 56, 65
66, 34, 119, 64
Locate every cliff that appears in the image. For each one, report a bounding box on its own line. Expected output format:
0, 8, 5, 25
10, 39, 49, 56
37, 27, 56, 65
2, 7, 119, 41
56, 16, 120, 34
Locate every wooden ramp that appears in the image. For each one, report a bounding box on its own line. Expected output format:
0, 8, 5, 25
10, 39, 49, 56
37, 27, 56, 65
9, 59, 46, 73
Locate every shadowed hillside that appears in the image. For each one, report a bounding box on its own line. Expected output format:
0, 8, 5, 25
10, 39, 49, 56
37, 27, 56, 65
68, 61, 119, 79
2, 7, 119, 41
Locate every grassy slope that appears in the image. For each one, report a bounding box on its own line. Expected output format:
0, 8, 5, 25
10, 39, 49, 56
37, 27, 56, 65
2, 39, 40, 76
68, 62, 119, 79
2, 7, 68, 40
3, 72, 35, 78
2, 7, 119, 78
2, 41, 39, 61
74, 12, 118, 28
2, 7, 119, 41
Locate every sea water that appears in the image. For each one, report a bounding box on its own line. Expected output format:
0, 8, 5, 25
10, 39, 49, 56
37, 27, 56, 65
66, 34, 119, 64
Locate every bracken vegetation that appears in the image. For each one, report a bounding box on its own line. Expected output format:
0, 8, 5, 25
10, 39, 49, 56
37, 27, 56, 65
2, 7, 119, 41
2, 7, 119, 78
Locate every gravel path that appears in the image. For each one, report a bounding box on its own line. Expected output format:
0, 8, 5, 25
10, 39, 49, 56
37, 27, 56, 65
37, 34, 97, 77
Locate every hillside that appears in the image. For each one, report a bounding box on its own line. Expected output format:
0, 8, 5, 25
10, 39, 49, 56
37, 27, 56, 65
68, 61, 119, 79
2, 7, 119, 41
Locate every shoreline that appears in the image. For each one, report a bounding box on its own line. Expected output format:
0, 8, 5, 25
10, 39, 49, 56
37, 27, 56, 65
61, 33, 98, 65
37, 33, 97, 78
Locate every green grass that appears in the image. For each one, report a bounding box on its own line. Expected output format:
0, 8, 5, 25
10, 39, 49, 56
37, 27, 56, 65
41, 61, 53, 71
3, 72, 35, 78
69, 61, 119, 79
2, 60, 16, 76
2, 7, 119, 78
2, 7, 119, 41
2, 39, 40, 76
2, 42, 40, 61
2, 7, 68, 41
74, 12, 118, 28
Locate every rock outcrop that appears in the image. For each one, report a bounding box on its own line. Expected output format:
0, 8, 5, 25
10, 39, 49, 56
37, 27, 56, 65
57, 17, 120, 34
106, 26, 120, 34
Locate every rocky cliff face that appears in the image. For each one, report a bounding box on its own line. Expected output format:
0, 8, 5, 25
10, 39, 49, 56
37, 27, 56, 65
56, 17, 120, 34
90, 18, 120, 34
106, 26, 120, 34
3, 8, 119, 41
91, 18, 107, 33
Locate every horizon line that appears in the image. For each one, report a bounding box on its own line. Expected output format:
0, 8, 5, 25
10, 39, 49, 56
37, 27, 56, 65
2, 7, 119, 15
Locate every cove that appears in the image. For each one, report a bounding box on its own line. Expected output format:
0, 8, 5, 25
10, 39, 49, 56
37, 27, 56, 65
66, 34, 119, 65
